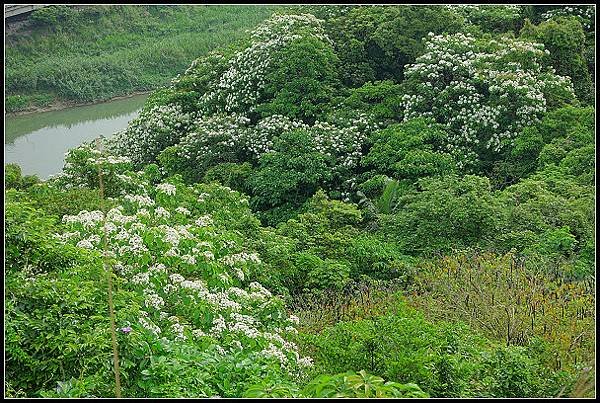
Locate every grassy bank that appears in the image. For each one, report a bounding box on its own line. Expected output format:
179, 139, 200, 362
5, 5, 280, 112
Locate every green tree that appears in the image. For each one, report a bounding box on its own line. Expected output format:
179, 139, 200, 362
248, 130, 333, 224
259, 35, 341, 123
380, 175, 501, 254
521, 17, 594, 104
361, 119, 456, 182
327, 5, 465, 86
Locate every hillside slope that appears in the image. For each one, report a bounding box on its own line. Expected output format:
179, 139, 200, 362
5, 5, 280, 112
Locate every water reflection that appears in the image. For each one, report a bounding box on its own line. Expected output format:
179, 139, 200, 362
4, 94, 148, 179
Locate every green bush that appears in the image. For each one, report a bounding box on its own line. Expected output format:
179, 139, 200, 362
4, 197, 83, 273
203, 162, 252, 192
5, 95, 29, 112
5, 164, 40, 190
301, 370, 429, 398
30, 5, 75, 26
380, 175, 502, 254
300, 299, 574, 397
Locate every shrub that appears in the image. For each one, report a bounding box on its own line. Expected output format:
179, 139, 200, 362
5, 95, 29, 112
380, 175, 502, 254
408, 252, 595, 372
340, 80, 404, 124
4, 196, 83, 273
301, 370, 429, 398
52, 141, 133, 197
6, 168, 313, 397
299, 299, 572, 397
5, 164, 40, 190
30, 5, 75, 26
203, 162, 253, 192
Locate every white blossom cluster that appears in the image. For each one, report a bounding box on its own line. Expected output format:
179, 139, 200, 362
176, 113, 251, 169
197, 13, 332, 115
176, 111, 376, 191
50, 142, 133, 192
63, 210, 104, 228
541, 6, 595, 30
312, 118, 368, 173
124, 194, 155, 207
243, 114, 309, 157
156, 182, 177, 196
56, 171, 312, 374
108, 103, 195, 166
220, 252, 261, 267
401, 32, 575, 168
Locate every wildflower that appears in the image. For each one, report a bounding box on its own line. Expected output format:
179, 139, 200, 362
155, 207, 171, 219
195, 215, 213, 227
76, 239, 94, 249
156, 183, 177, 195
175, 207, 191, 216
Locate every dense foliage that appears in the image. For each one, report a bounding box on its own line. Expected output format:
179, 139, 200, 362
5, 4, 595, 398
5, 5, 279, 112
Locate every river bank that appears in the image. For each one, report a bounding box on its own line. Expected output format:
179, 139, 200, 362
5, 5, 279, 114
5, 93, 149, 179
6, 90, 153, 117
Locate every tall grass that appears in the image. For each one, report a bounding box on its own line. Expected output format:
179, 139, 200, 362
5, 5, 281, 111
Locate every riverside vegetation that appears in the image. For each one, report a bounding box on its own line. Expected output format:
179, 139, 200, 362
5, 5, 279, 112
4, 4, 596, 398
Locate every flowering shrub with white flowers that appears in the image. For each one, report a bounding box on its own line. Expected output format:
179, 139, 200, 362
400, 32, 576, 169
108, 103, 195, 167
541, 5, 595, 31
51, 142, 134, 197
48, 169, 314, 396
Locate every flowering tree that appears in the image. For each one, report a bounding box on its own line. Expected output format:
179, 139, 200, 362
400, 32, 575, 170
46, 155, 315, 396
108, 104, 195, 167
197, 13, 334, 117
540, 5, 595, 32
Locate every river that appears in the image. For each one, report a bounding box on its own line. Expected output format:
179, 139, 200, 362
4, 94, 149, 179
